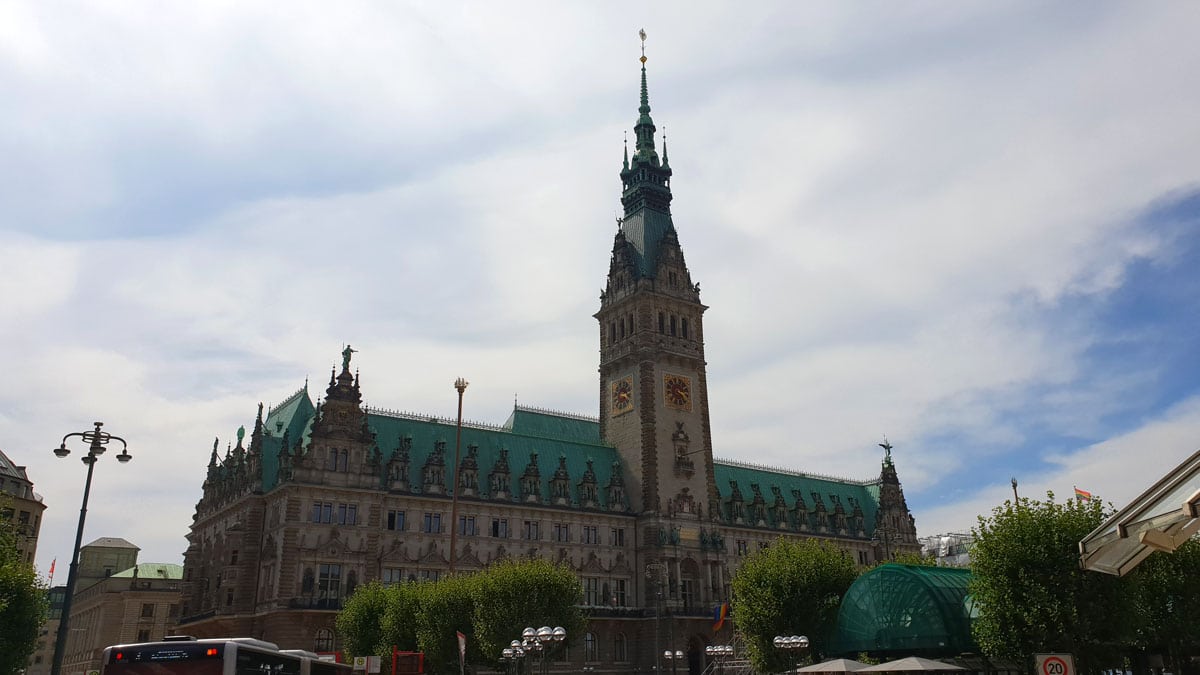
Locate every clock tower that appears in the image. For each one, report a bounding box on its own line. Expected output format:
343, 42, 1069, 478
596, 47, 717, 519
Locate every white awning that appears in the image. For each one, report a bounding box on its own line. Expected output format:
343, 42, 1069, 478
1079, 447, 1200, 576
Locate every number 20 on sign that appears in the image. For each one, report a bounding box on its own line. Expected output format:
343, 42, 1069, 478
1036, 654, 1076, 675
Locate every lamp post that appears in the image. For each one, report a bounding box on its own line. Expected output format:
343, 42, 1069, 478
705, 644, 734, 675
663, 649, 684, 675
516, 626, 564, 675
772, 635, 809, 673
448, 377, 468, 574
50, 422, 131, 675
501, 640, 526, 675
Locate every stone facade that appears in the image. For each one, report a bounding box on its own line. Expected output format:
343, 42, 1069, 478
0, 447, 47, 565
37, 540, 182, 675
179, 55, 920, 674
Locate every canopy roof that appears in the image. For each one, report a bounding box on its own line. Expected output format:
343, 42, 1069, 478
1079, 446, 1200, 576
832, 564, 976, 656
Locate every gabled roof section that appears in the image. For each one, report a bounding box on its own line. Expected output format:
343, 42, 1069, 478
265, 386, 315, 444
367, 408, 624, 509
113, 563, 183, 579
503, 405, 602, 444
0, 448, 30, 481
83, 537, 139, 550
713, 457, 882, 534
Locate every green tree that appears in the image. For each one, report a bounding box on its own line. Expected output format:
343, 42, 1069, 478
0, 499, 49, 675
471, 558, 585, 667
1127, 537, 1200, 673
731, 537, 859, 673
970, 493, 1129, 673
411, 574, 478, 674
336, 581, 392, 658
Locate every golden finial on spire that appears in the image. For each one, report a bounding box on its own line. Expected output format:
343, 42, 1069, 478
639, 28, 647, 63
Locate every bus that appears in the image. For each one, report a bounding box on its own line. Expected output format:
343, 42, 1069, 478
100, 637, 353, 675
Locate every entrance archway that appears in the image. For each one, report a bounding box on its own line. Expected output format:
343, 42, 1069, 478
687, 634, 709, 675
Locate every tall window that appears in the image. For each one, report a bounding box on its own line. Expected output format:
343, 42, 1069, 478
346, 570, 358, 596
315, 628, 334, 652
318, 564, 342, 603
583, 578, 600, 605
382, 568, 405, 585
422, 513, 442, 534
736, 539, 749, 555
140, 603, 155, 618
137, 629, 151, 642
553, 523, 570, 543
613, 633, 628, 662
681, 318, 689, 339
582, 526, 599, 545
523, 520, 540, 540
584, 633, 598, 662
386, 510, 406, 531
459, 516, 476, 536
613, 579, 627, 606
609, 527, 625, 546
491, 518, 509, 538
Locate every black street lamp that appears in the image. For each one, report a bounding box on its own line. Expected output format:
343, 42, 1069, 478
50, 422, 131, 675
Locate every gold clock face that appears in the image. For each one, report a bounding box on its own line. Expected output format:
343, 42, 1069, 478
611, 376, 634, 416
663, 373, 692, 411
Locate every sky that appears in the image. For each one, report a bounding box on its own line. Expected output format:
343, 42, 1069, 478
2, 1, 1200, 575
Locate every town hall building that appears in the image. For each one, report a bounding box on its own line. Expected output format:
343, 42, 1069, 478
179, 49, 920, 673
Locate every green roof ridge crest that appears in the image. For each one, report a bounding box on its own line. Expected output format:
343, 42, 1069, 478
266, 385, 309, 415
715, 456, 880, 486
514, 403, 599, 424
365, 405, 508, 432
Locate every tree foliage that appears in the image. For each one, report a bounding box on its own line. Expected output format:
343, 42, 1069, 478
731, 537, 859, 673
0, 499, 49, 675
337, 558, 584, 674
1126, 537, 1200, 670
969, 493, 1128, 672
471, 558, 584, 666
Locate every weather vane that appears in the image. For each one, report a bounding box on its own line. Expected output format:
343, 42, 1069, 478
639, 28, 647, 63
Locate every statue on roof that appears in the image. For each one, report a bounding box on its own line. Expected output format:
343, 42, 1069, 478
879, 437, 893, 464
342, 344, 357, 371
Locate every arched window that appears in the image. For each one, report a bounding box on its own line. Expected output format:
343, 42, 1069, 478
338, 449, 349, 472
613, 633, 628, 662
315, 628, 334, 652
327, 449, 338, 471
658, 312, 665, 333
584, 632, 598, 662
681, 318, 689, 339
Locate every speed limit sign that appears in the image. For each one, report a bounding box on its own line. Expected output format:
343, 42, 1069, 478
1036, 654, 1075, 675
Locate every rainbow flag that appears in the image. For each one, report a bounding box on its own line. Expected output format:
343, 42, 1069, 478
1074, 487, 1093, 502
713, 602, 730, 632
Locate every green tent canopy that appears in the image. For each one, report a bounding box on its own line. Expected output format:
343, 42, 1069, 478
832, 564, 977, 656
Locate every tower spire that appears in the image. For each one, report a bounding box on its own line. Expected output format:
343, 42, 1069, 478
633, 29, 659, 165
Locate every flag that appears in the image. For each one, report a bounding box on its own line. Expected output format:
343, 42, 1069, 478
49, 558, 56, 584
456, 631, 466, 663
1074, 487, 1093, 502
712, 602, 729, 632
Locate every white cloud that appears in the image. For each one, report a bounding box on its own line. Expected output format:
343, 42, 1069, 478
2, 2, 1200, 571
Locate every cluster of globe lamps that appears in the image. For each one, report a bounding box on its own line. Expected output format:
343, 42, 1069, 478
500, 626, 565, 673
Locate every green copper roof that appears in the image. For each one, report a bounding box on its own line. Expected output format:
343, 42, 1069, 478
504, 407, 601, 444
713, 460, 881, 535
112, 563, 184, 580
832, 563, 977, 655
620, 209, 676, 278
